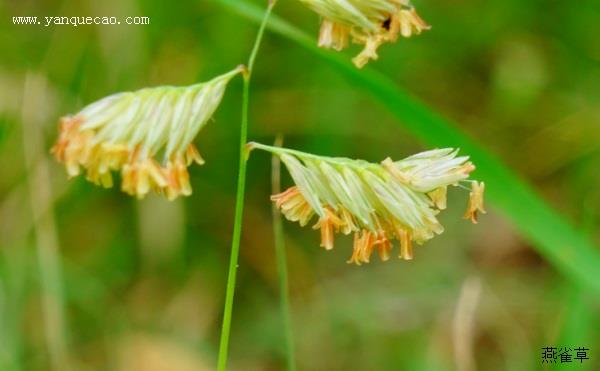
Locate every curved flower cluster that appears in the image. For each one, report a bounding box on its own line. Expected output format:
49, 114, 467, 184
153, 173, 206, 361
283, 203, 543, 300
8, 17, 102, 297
299, 0, 431, 67
250, 143, 485, 265
51, 67, 244, 200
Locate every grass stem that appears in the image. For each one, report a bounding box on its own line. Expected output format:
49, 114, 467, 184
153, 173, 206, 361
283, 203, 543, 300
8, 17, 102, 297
271, 136, 296, 371
216, 2, 276, 370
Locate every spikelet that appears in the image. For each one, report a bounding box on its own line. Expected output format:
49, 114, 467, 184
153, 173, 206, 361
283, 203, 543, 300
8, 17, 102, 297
51, 66, 244, 200
299, 0, 431, 67
249, 143, 484, 265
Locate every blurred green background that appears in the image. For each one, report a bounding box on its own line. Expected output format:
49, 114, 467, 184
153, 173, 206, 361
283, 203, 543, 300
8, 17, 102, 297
1, 0, 600, 370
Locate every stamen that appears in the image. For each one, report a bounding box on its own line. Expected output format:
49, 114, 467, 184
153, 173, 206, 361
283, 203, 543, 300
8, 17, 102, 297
264, 144, 483, 265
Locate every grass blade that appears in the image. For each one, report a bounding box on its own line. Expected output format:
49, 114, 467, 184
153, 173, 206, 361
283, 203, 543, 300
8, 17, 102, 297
214, 0, 600, 293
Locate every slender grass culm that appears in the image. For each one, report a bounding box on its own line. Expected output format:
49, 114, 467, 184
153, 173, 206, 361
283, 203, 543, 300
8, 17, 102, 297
217, 1, 278, 370
271, 136, 296, 371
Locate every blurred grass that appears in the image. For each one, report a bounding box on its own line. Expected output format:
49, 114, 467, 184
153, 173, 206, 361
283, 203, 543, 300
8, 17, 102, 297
270, 137, 296, 371
216, 0, 600, 293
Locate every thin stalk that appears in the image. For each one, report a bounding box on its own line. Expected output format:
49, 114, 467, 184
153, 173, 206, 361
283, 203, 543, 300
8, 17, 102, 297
217, 2, 276, 370
21, 74, 70, 370
271, 136, 296, 371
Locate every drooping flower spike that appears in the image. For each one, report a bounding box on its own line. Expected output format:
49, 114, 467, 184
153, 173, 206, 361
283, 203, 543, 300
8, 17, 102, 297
298, 0, 431, 68
247, 142, 485, 265
51, 66, 245, 200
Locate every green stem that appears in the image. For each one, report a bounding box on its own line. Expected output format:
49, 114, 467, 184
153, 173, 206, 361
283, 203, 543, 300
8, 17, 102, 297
271, 137, 296, 371
217, 2, 276, 371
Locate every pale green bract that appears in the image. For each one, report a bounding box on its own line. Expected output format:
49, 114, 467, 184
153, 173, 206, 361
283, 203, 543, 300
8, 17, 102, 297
249, 142, 484, 264
297, 0, 430, 67
52, 66, 244, 200
299, 0, 406, 31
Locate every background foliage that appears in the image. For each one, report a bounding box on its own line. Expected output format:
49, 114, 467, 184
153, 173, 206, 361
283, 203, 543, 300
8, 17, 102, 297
1, 0, 600, 370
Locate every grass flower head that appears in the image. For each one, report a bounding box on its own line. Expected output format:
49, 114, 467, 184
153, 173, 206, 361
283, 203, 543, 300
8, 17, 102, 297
299, 0, 430, 67
51, 66, 244, 200
249, 143, 484, 265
